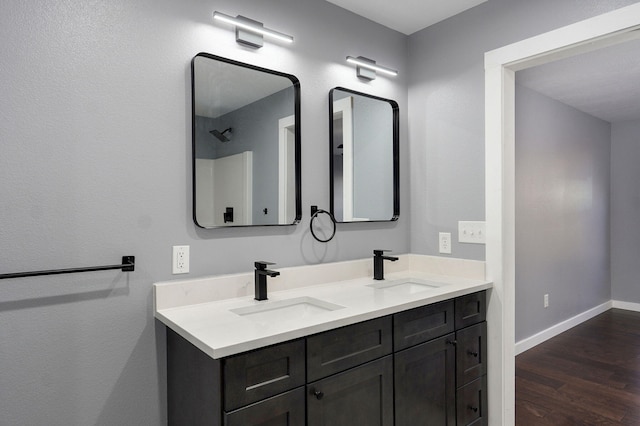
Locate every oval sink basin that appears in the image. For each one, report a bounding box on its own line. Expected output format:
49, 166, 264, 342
367, 278, 444, 295
230, 297, 345, 322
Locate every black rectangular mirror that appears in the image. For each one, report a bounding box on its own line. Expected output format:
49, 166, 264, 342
330, 87, 399, 222
192, 53, 301, 228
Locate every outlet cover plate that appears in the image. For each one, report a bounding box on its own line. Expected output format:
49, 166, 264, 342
458, 221, 486, 244
439, 232, 451, 254
172, 245, 190, 274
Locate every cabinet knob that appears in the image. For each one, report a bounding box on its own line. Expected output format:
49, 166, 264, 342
468, 405, 479, 413
446, 340, 457, 346
313, 390, 324, 400
468, 350, 479, 357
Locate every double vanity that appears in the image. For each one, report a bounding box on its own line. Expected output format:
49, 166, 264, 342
175, 36, 488, 425
154, 254, 491, 425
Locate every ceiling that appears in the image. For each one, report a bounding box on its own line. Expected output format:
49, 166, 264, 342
326, 0, 640, 124
194, 56, 292, 119
516, 37, 640, 124
325, 0, 487, 35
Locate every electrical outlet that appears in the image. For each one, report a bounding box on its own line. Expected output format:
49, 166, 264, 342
172, 245, 190, 274
544, 293, 549, 308
458, 221, 486, 244
439, 232, 451, 254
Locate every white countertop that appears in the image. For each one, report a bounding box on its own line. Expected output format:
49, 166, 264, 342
154, 255, 492, 359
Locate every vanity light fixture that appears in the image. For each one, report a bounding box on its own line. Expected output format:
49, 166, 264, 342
212, 11, 294, 48
346, 56, 398, 80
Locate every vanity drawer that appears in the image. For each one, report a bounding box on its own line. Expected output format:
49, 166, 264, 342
456, 322, 487, 386
224, 387, 306, 426
455, 291, 486, 329
223, 339, 305, 411
456, 376, 488, 426
393, 299, 455, 351
307, 316, 392, 382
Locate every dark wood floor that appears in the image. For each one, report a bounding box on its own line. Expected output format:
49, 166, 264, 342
516, 309, 640, 425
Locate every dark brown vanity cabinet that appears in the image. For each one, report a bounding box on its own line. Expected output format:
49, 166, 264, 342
223, 339, 305, 411
393, 291, 488, 426
307, 356, 394, 425
225, 388, 306, 426
455, 292, 488, 426
306, 317, 394, 426
395, 333, 457, 425
167, 331, 305, 426
166, 290, 487, 426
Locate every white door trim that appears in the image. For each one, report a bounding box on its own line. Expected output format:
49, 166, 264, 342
484, 4, 640, 424
332, 96, 355, 221
279, 115, 295, 224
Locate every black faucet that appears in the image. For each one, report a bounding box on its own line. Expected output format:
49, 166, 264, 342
254, 261, 280, 301
373, 250, 399, 280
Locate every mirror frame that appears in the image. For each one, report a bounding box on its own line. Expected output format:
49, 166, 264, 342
329, 87, 400, 223
191, 52, 302, 228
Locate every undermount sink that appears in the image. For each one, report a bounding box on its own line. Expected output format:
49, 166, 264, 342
367, 278, 444, 295
230, 297, 345, 322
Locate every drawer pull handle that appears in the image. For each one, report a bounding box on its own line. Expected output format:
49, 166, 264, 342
468, 350, 479, 357
468, 405, 479, 413
446, 340, 457, 346
313, 390, 324, 400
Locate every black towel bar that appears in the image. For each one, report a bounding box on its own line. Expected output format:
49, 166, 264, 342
0, 256, 135, 280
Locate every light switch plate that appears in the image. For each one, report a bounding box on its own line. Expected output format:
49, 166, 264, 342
458, 221, 486, 244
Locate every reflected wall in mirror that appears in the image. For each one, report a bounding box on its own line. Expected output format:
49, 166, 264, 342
192, 53, 301, 228
330, 87, 399, 222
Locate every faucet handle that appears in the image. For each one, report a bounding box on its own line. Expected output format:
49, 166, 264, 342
373, 249, 393, 256
255, 261, 276, 270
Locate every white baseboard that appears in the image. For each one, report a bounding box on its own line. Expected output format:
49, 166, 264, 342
612, 300, 640, 312
515, 301, 612, 355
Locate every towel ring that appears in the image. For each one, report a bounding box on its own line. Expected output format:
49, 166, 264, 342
310, 208, 337, 243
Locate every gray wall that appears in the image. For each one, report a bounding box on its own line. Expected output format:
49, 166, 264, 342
406, 0, 637, 260
611, 119, 640, 304
514, 85, 612, 341
0, 0, 408, 424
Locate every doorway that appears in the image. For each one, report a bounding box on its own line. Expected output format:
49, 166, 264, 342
484, 4, 640, 424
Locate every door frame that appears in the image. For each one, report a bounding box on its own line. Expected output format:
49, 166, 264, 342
278, 115, 296, 224
332, 96, 356, 221
484, 4, 640, 424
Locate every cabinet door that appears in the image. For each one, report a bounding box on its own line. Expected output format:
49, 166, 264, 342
224, 387, 305, 426
456, 322, 487, 386
307, 356, 394, 426
394, 333, 456, 426
457, 376, 488, 426
307, 316, 392, 382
